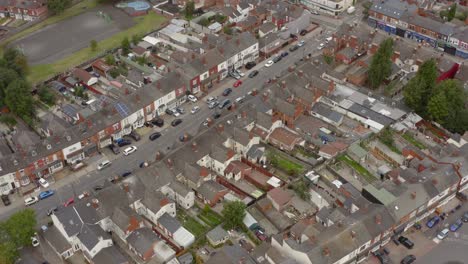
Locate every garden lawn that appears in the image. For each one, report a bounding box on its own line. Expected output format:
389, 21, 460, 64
27, 12, 166, 84
338, 155, 376, 183
402, 133, 426, 149
177, 210, 207, 237
198, 210, 223, 227
270, 153, 304, 174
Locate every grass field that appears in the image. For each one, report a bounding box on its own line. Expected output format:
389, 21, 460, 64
27, 12, 166, 84
338, 155, 376, 183
198, 209, 223, 227
269, 152, 305, 176
177, 210, 208, 238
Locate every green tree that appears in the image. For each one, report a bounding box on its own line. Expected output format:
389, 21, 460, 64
0, 241, 19, 264
222, 201, 246, 229
3, 48, 28, 76
4, 209, 36, 247
291, 180, 310, 200
448, 3, 457, 21
121, 37, 131, 56
47, 0, 71, 14
403, 59, 438, 115
184, 1, 195, 20
427, 90, 449, 124
38, 86, 56, 106
131, 34, 142, 46
0, 68, 19, 105
90, 40, 98, 52
223, 26, 233, 35
0, 115, 17, 127
104, 54, 116, 65
199, 17, 210, 27
367, 38, 393, 89
5, 79, 35, 125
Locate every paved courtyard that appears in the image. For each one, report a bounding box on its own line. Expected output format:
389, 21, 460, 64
11, 5, 135, 65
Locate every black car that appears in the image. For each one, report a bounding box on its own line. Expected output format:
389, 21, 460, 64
121, 171, 132, 177
248, 70, 259, 78
245, 61, 256, 69
1, 195, 11, 206
300, 29, 307, 36
47, 206, 58, 216
165, 108, 174, 115
398, 236, 414, 249
93, 185, 104, 191
281, 52, 289, 57
289, 45, 299, 52
128, 131, 141, 141
463, 211, 468, 222
117, 139, 131, 147
151, 118, 164, 127
171, 119, 182, 127
223, 88, 232, 96
373, 251, 390, 264
273, 56, 282, 63
401, 255, 416, 264
144, 121, 154, 128
290, 33, 298, 40
212, 112, 221, 119
149, 132, 162, 141
413, 222, 422, 230
109, 144, 120, 154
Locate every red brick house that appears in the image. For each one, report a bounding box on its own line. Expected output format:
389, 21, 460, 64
272, 98, 302, 128
0, 0, 47, 21
196, 180, 229, 207
268, 127, 303, 152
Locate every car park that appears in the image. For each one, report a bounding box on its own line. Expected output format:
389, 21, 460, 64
265, 60, 274, 67
47, 206, 58, 216
398, 236, 414, 249
123, 146, 137, 156
1, 195, 11, 206
39, 178, 49, 188
64, 197, 74, 207
426, 215, 440, 228
449, 218, 463, 232
151, 118, 164, 127
116, 138, 131, 147
149, 132, 162, 141
39, 190, 55, 200
121, 171, 132, 177
24, 196, 39, 206
437, 228, 449, 240
245, 61, 256, 69
297, 40, 305, 47
273, 56, 282, 63
187, 95, 198, 102
233, 80, 242, 87
223, 88, 232, 96
248, 70, 259, 78
208, 101, 219, 109
289, 45, 299, 52
97, 160, 111, 170
171, 119, 182, 127
191, 106, 200, 114
401, 255, 416, 264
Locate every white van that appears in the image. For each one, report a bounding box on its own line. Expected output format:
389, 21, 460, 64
97, 160, 111, 170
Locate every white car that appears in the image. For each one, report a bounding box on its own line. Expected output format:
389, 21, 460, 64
24, 196, 39, 206
38, 178, 49, 188
437, 228, 449, 240
123, 146, 137, 156
191, 106, 200, 114
318, 43, 325, 50
187, 95, 198, 103
97, 160, 111, 170
206, 96, 217, 103
325, 36, 332, 43
236, 69, 245, 77
31, 234, 39, 247
265, 60, 274, 67
172, 110, 180, 117
297, 40, 305, 47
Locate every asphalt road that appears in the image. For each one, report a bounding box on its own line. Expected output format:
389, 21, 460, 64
0, 31, 331, 224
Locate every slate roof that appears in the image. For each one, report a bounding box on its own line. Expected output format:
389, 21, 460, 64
43, 226, 72, 253
273, 98, 296, 117
158, 213, 182, 234
142, 190, 171, 214
369, 0, 417, 19
111, 206, 141, 232
347, 103, 394, 126
206, 244, 255, 264
92, 246, 128, 264
169, 181, 192, 197
269, 127, 302, 146
206, 225, 229, 243
126, 227, 159, 256
78, 224, 110, 251
256, 111, 273, 130
197, 180, 227, 201
259, 22, 276, 34
54, 207, 82, 237
312, 102, 343, 124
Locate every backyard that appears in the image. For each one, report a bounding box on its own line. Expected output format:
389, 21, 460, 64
337, 155, 376, 183
402, 132, 426, 149
177, 210, 208, 238
268, 150, 305, 176
197, 206, 224, 228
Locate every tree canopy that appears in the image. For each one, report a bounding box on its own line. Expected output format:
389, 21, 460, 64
222, 201, 246, 229
121, 37, 131, 56
0, 209, 36, 264
367, 38, 394, 89
47, 0, 71, 14
447, 3, 457, 21
403, 59, 438, 114
184, 1, 195, 20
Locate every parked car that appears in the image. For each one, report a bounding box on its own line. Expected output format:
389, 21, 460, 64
400, 255, 416, 264
222, 88, 232, 96
70, 161, 86, 171
272, 56, 282, 63
245, 61, 256, 69
233, 80, 242, 87
373, 250, 390, 264
144, 121, 154, 128
310, 10, 319, 15
24, 196, 39, 206
93, 185, 104, 191
456, 192, 467, 201
289, 33, 298, 40
208, 101, 219, 109
317, 43, 325, 50
128, 131, 141, 141
187, 95, 198, 102
64, 197, 74, 207
229, 71, 241, 79
121, 171, 132, 177
151, 118, 164, 127
392, 237, 400, 246
398, 236, 414, 249
264, 60, 274, 67
1, 195, 11, 206
108, 176, 120, 184
165, 108, 174, 115
206, 96, 217, 104
426, 216, 440, 228
97, 160, 111, 170
255, 230, 267, 241
116, 138, 131, 147
289, 45, 299, 52
235, 69, 245, 77
212, 112, 221, 119
149, 132, 162, 141
176, 107, 185, 114
190, 106, 200, 114
281, 51, 289, 57
235, 96, 245, 104
248, 70, 259, 78
219, 99, 231, 109
39, 190, 55, 200
463, 211, 468, 222
437, 228, 449, 240
171, 119, 182, 127
123, 146, 137, 156
38, 178, 49, 188
31, 234, 39, 247
171, 109, 180, 117
449, 218, 463, 232
297, 40, 305, 47
47, 206, 58, 216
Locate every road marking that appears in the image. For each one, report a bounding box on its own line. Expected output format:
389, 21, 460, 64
432, 237, 441, 244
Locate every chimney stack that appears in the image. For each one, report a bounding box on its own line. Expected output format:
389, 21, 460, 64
217, 124, 224, 133
192, 142, 198, 152
123, 183, 129, 193
155, 151, 162, 161
91, 198, 99, 209
410, 192, 416, 199
281, 80, 286, 89
322, 247, 330, 256
166, 158, 173, 168
298, 70, 303, 77
262, 92, 268, 102
375, 214, 382, 224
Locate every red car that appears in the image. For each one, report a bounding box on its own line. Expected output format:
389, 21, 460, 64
233, 80, 242, 87
64, 197, 74, 207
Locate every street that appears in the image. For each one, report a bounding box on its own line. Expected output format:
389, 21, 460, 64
0, 27, 332, 224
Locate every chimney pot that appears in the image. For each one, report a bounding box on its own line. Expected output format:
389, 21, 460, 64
123, 183, 129, 192
217, 124, 224, 133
